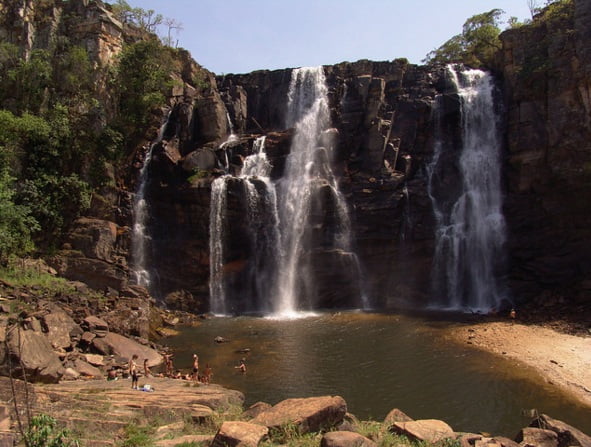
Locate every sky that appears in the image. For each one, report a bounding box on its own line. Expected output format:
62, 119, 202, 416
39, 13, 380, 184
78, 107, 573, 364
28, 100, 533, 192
127, 0, 533, 75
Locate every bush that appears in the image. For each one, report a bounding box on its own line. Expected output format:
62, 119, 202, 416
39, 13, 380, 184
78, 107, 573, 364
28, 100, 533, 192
23, 414, 79, 447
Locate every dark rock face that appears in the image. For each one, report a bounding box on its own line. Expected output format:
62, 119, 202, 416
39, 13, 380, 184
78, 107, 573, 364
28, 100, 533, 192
21, 0, 588, 314
140, 60, 454, 311
498, 1, 591, 306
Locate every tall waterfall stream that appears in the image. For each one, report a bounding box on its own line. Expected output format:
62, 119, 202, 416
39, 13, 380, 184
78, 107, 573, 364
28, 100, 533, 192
428, 66, 507, 312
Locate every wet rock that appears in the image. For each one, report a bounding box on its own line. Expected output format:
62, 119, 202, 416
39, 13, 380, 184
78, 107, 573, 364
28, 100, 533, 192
321, 431, 377, 447
211, 421, 269, 447
252, 395, 347, 434
390, 419, 455, 444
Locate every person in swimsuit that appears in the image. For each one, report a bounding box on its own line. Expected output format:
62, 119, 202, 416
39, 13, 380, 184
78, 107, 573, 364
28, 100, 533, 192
129, 354, 139, 389
192, 354, 199, 381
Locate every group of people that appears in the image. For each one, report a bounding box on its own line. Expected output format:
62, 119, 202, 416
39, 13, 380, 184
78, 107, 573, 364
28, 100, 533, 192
117, 351, 246, 388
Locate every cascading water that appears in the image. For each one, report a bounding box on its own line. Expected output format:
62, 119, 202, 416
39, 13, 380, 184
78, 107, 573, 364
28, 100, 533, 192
209, 136, 281, 315
273, 66, 356, 317
428, 66, 507, 312
131, 114, 170, 289
209, 175, 230, 315
240, 137, 281, 311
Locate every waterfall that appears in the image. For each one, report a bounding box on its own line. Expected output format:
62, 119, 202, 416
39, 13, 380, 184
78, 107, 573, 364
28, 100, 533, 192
428, 66, 507, 312
130, 114, 169, 289
208, 137, 281, 315
209, 175, 229, 315
273, 66, 355, 316
241, 137, 281, 312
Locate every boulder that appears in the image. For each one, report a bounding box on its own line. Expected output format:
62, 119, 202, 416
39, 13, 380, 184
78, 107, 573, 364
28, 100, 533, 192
43, 309, 78, 350
321, 431, 377, 447
182, 147, 217, 172
4, 326, 64, 383
84, 354, 105, 367
383, 408, 414, 426
49, 250, 128, 291
251, 396, 347, 434
531, 414, 591, 447
336, 412, 360, 432
241, 401, 272, 420
72, 358, 103, 379
66, 218, 118, 261
516, 427, 558, 447
62, 367, 80, 381
211, 421, 269, 447
390, 419, 455, 444
82, 316, 109, 337
155, 435, 214, 447
91, 332, 162, 367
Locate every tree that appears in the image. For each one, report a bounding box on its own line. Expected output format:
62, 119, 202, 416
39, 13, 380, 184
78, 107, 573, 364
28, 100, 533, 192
162, 17, 183, 47
423, 9, 504, 68
0, 168, 38, 264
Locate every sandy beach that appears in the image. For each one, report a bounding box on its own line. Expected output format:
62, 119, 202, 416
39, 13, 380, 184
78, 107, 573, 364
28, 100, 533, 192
444, 320, 591, 408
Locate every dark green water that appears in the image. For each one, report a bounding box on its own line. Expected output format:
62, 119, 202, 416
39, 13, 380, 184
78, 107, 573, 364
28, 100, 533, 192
165, 312, 591, 437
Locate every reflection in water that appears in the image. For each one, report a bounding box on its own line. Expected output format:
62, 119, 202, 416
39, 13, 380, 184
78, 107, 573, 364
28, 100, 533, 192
166, 313, 591, 437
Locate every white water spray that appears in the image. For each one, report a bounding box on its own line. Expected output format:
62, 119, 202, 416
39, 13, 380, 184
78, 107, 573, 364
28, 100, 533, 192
429, 66, 507, 312
273, 66, 354, 317
209, 175, 230, 315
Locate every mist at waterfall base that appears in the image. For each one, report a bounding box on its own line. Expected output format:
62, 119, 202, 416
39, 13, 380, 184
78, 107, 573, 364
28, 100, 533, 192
166, 313, 591, 437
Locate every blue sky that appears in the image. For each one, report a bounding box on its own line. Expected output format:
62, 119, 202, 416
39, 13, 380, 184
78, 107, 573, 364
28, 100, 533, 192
127, 1, 533, 75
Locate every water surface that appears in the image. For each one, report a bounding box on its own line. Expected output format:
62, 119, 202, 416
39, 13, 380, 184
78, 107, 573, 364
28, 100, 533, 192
166, 312, 591, 437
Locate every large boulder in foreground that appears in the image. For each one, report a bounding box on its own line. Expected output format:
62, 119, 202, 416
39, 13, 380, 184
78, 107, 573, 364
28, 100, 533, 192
251, 396, 347, 434
211, 421, 269, 447
531, 414, 591, 447
91, 332, 162, 367
4, 327, 64, 383
516, 427, 558, 447
390, 419, 455, 444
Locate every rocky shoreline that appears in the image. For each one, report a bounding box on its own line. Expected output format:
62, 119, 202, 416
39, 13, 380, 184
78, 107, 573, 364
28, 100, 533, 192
1, 276, 591, 446
1, 375, 590, 447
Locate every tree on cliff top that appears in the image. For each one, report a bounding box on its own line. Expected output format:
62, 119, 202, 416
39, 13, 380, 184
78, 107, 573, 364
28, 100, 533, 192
423, 8, 504, 68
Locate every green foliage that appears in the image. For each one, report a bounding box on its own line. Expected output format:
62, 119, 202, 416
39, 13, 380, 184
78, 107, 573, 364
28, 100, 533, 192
118, 424, 155, 447
423, 9, 504, 68
19, 173, 91, 245
114, 39, 175, 142
23, 414, 79, 447
110, 0, 163, 33
0, 169, 38, 263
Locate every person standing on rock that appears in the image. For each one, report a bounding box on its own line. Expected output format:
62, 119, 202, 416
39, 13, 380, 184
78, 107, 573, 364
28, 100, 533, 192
129, 354, 139, 389
192, 354, 199, 381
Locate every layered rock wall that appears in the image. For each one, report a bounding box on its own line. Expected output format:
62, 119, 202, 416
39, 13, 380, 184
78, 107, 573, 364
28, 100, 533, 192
498, 0, 591, 305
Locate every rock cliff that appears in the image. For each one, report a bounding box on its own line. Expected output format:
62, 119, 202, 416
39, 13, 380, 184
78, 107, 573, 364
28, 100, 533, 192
3, 0, 589, 314
497, 0, 591, 307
